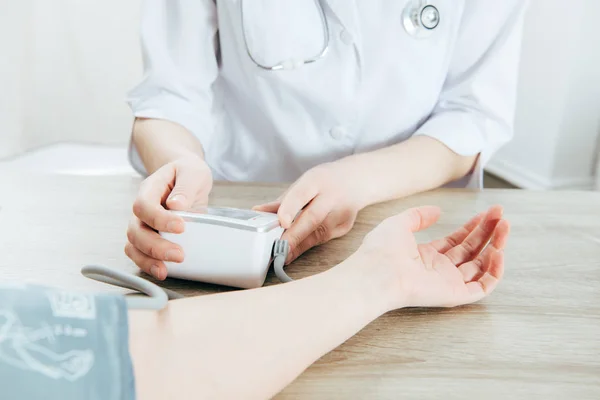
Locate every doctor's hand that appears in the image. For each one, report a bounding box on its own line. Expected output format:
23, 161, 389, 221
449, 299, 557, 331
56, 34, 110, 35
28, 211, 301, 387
254, 160, 371, 264
352, 205, 509, 310
125, 155, 213, 280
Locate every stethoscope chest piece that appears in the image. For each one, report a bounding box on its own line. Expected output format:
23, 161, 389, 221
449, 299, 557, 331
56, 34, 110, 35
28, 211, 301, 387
402, 0, 440, 38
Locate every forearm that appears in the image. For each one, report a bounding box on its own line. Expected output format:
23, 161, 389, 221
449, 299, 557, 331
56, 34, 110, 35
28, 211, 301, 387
132, 117, 206, 174
350, 135, 478, 207
128, 254, 393, 400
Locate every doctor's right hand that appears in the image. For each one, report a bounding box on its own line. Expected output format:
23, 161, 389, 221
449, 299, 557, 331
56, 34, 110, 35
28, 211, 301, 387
125, 155, 213, 280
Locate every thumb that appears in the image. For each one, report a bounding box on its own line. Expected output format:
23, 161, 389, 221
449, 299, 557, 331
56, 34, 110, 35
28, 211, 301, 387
166, 164, 212, 211
400, 206, 441, 233
252, 200, 281, 213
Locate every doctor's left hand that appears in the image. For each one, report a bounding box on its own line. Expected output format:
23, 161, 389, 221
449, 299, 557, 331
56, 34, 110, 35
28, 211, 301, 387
254, 160, 371, 264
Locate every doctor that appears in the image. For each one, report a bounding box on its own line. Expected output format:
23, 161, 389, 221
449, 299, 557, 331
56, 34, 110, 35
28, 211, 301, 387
125, 0, 527, 280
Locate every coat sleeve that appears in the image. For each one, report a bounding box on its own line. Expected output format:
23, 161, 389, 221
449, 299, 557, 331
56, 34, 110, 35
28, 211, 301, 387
125, 0, 220, 176
413, 0, 529, 188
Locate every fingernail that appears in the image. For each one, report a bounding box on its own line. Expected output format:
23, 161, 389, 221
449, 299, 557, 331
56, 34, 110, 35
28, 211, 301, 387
169, 194, 186, 203
150, 265, 160, 279
165, 249, 183, 262
166, 220, 183, 233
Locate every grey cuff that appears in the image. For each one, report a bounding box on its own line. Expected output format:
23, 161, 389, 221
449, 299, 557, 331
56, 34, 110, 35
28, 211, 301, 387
0, 282, 136, 399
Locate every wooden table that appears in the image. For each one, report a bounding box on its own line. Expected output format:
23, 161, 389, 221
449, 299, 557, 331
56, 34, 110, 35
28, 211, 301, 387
1, 172, 599, 399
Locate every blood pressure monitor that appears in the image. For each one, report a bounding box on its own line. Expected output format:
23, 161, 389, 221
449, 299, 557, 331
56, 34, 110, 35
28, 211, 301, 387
159, 207, 285, 289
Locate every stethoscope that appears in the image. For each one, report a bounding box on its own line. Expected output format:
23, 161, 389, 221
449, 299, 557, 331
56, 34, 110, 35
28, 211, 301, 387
241, 0, 440, 71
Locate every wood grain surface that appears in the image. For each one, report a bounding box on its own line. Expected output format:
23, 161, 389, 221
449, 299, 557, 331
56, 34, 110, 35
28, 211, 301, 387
1, 172, 599, 399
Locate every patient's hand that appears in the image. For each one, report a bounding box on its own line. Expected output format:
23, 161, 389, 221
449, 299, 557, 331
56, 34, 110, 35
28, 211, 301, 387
357, 205, 509, 310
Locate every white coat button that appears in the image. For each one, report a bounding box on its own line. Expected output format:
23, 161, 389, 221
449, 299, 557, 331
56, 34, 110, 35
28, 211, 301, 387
340, 30, 354, 45
330, 126, 347, 140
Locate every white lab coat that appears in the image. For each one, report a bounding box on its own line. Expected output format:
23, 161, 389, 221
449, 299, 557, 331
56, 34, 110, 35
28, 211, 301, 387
126, 0, 528, 188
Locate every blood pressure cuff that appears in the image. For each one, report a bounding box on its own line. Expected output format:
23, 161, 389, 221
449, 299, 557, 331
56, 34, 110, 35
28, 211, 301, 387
0, 282, 135, 399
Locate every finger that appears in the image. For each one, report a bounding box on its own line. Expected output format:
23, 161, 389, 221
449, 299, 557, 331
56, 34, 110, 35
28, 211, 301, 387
282, 196, 331, 260
277, 179, 320, 229
286, 211, 349, 264
430, 212, 486, 252
289, 234, 319, 264
127, 218, 185, 262
189, 198, 212, 212
458, 219, 510, 282
399, 206, 442, 232
133, 167, 184, 233
463, 248, 504, 304
444, 205, 503, 265
166, 163, 212, 211
124, 242, 167, 280
252, 200, 281, 213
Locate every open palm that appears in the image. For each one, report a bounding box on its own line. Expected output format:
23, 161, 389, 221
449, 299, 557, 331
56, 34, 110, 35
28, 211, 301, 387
359, 205, 510, 309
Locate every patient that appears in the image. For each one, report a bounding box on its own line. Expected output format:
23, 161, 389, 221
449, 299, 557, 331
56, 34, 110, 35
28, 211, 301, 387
1, 205, 508, 399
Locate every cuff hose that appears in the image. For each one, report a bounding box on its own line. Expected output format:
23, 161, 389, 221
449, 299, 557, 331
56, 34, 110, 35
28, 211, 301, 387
81, 239, 292, 310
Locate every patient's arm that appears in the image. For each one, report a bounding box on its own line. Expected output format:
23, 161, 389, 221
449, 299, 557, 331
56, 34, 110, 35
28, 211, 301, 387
129, 205, 509, 400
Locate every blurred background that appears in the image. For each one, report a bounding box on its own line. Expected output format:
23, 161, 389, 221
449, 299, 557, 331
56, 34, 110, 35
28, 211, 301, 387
1, 0, 599, 189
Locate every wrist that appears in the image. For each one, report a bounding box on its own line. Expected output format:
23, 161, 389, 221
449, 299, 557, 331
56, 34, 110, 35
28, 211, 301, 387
333, 251, 406, 316
132, 118, 206, 173
336, 153, 393, 209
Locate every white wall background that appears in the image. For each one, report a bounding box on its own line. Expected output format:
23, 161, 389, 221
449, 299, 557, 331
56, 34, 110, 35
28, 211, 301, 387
1, 0, 599, 188
0, 0, 142, 160
485, 0, 600, 190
